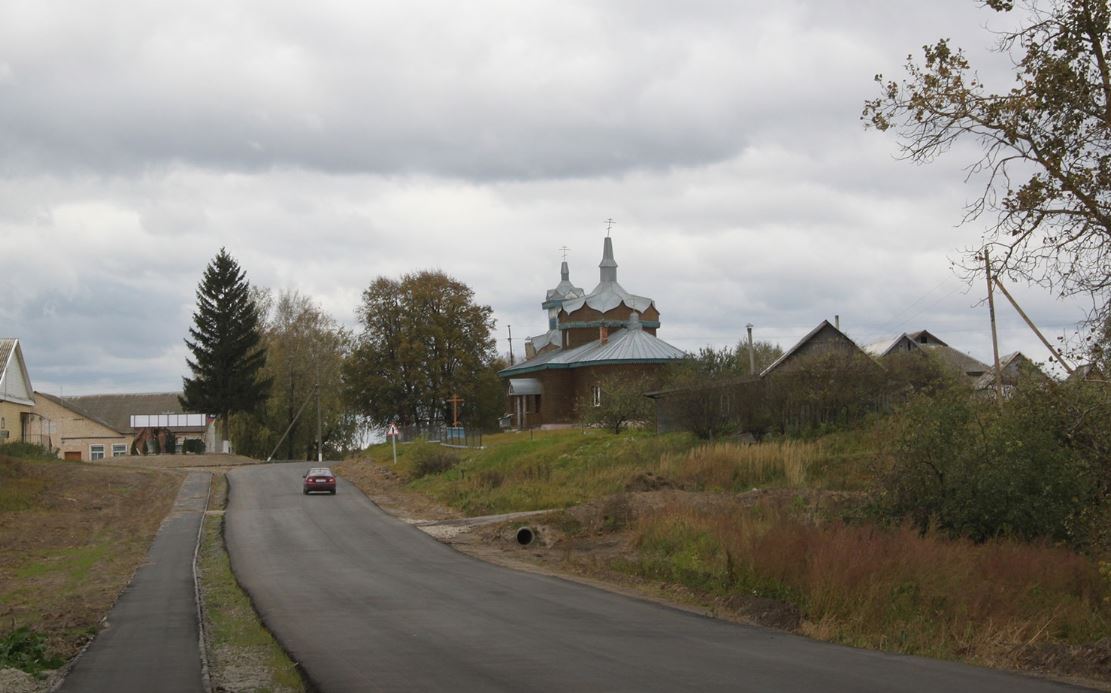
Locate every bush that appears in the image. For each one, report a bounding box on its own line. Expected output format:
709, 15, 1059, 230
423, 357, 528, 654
0, 442, 54, 460
182, 439, 206, 454
0, 626, 64, 675
410, 443, 459, 478
876, 378, 1109, 549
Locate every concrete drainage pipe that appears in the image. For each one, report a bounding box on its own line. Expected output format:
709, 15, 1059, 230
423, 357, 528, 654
516, 526, 535, 546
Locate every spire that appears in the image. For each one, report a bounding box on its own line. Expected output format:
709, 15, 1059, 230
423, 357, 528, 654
560, 260, 570, 281
599, 236, 617, 283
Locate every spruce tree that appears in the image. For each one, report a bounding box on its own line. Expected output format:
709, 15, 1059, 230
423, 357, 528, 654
181, 249, 271, 431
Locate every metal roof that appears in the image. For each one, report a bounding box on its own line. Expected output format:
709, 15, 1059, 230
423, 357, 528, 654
545, 260, 585, 303
558, 236, 656, 315
500, 323, 685, 376
527, 329, 561, 351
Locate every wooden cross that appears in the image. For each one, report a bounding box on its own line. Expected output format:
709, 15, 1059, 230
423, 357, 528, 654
559, 245, 570, 261
447, 393, 464, 426
604, 218, 616, 236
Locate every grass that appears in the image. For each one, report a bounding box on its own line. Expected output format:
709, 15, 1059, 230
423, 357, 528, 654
197, 473, 304, 692
351, 428, 878, 516
0, 452, 181, 666
621, 502, 1109, 666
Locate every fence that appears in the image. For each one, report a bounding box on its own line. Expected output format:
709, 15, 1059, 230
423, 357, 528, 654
393, 423, 483, 449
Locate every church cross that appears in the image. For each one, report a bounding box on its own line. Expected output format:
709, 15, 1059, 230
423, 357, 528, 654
447, 393, 464, 426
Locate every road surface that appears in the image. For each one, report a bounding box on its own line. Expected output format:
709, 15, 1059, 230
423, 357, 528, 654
59, 471, 209, 693
225, 463, 1088, 692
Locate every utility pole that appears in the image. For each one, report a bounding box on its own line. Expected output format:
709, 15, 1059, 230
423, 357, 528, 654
746, 323, 755, 375
991, 276, 1074, 375
984, 249, 1005, 404
315, 378, 322, 463
507, 325, 515, 365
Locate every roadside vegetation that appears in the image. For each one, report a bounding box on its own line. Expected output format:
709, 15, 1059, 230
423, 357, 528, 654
197, 474, 304, 693
0, 447, 181, 678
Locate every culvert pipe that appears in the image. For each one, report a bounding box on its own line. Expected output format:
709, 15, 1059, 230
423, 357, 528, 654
516, 526, 535, 546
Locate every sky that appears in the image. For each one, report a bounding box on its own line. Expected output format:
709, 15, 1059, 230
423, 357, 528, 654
0, 0, 1094, 395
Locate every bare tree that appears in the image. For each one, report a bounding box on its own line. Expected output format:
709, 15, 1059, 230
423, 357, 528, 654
864, 0, 1111, 332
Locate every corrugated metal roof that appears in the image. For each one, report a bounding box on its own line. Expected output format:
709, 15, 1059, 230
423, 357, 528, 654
500, 325, 685, 376
0, 339, 14, 374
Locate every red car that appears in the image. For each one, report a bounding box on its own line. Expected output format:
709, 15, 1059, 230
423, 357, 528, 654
303, 467, 337, 495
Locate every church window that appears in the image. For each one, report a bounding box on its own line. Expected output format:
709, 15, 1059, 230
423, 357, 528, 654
591, 385, 602, 407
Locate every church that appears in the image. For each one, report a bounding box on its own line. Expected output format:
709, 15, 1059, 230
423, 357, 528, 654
499, 235, 686, 428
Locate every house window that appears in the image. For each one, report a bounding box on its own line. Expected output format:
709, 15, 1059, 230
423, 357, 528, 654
112, 444, 127, 458
592, 385, 602, 407
90, 445, 105, 461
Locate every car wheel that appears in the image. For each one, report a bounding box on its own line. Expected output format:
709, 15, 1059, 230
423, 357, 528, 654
303, 489, 309, 495
330, 489, 336, 495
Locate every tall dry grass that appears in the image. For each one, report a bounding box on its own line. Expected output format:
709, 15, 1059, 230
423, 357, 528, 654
656, 439, 819, 490
628, 503, 1108, 665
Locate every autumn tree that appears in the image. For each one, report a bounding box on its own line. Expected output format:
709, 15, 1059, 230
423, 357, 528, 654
578, 372, 656, 434
344, 271, 497, 428
863, 0, 1111, 334
227, 290, 356, 460
181, 249, 270, 431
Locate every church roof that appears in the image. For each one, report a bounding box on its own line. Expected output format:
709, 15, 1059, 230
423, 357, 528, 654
545, 260, 585, 303
559, 236, 655, 315
500, 321, 685, 376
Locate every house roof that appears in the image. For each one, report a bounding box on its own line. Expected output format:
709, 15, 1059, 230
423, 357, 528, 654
57, 392, 207, 432
973, 352, 1049, 389
919, 344, 990, 377
0, 338, 35, 407
759, 320, 870, 377
862, 330, 949, 358
34, 391, 127, 434
500, 320, 686, 377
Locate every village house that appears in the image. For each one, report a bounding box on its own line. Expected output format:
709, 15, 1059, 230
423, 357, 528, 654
0, 338, 38, 447
499, 236, 686, 427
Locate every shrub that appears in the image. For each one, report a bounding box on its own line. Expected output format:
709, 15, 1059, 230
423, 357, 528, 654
410, 443, 459, 478
876, 378, 1109, 549
0, 626, 64, 675
182, 439, 206, 454
0, 442, 54, 460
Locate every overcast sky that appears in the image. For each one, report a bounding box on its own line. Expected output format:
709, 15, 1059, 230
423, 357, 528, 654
0, 0, 1092, 395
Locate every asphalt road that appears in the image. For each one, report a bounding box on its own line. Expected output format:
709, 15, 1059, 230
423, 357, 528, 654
225, 463, 1089, 693
59, 471, 209, 693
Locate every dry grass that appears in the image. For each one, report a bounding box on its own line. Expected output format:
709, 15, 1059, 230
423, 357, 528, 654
0, 454, 182, 660
657, 439, 818, 490
626, 501, 1109, 672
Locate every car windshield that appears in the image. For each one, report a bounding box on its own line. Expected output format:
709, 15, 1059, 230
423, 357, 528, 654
308, 469, 332, 477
